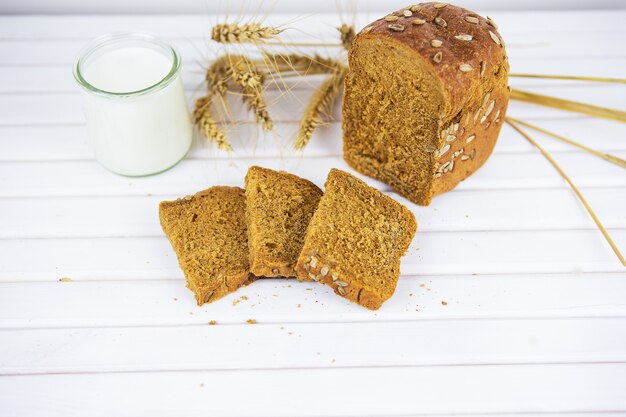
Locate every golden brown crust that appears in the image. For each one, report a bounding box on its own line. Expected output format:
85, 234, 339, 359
344, 2, 510, 206
363, 3, 508, 116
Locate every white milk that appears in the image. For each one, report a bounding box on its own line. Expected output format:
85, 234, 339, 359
75, 34, 192, 176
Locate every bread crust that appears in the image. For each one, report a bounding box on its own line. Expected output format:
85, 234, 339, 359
343, 2, 510, 205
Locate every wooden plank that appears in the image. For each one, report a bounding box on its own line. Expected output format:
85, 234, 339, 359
1, 230, 624, 282
0, 187, 623, 239
1, 274, 625, 328
1, 118, 625, 163
1, 152, 624, 198
2, 318, 626, 375
0, 363, 624, 416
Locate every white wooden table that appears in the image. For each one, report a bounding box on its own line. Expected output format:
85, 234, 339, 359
1, 9, 625, 417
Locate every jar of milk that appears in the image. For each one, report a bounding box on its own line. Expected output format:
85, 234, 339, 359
73, 32, 192, 176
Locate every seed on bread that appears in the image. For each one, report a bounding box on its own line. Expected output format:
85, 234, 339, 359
388, 23, 405, 32
434, 16, 447, 27
384, 15, 399, 22
403, 9, 413, 17
455, 34, 473, 41
433, 51, 443, 63
489, 30, 501, 45
412, 19, 426, 25
437, 143, 451, 157
431, 39, 443, 47
459, 63, 473, 72
464, 16, 479, 24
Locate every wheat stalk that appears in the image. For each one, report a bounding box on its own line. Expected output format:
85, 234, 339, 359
193, 96, 231, 151
506, 118, 625, 267
510, 88, 626, 123
510, 73, 626, 84
295, 65, 348, 150
507, 117, 626, 169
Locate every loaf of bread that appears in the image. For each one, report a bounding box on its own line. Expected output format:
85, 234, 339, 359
295, 169, 417, 310
245, 166, 323, 277
159, 187, 255, 305
343, 2, 509, 206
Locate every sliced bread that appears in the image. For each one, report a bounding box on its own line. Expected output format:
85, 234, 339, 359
159, 186, 254, 305
295, 169, 417, 310
245, 166, 323, 277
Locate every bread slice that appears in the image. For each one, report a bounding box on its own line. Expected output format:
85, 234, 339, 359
159, 187, 255, 305
245, 166, 323, 277
295, 169, 417, 310
343, 3, 509, 205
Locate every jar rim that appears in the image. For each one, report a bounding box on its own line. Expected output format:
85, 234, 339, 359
72, 31, 181, 98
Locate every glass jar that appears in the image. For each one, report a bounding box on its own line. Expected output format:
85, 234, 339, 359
73, 32, 192, 176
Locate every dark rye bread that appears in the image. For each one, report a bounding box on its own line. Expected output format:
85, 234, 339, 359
295, 169, 417, 310
159, 187, 255, 305
245, 166, 323, 277
343, 2, 509, 206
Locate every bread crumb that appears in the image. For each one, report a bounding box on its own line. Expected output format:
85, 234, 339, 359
208, 320, 218, 325
232, 299, 241, 306
59, 277, 73, 282
246, 319, 257, 324
419, 284, 425, 288
297, 304, 301, 308
441, 300, 448, 306
241, 296, 248, 301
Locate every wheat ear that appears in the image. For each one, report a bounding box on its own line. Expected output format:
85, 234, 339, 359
338, 24, 355, 51
261, 53, 339, 76
506, 118, 625, 267
212, 23, 283, 44
193, 96, 231, 151
295, 65, 348, 150
228, 55, 273, 131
